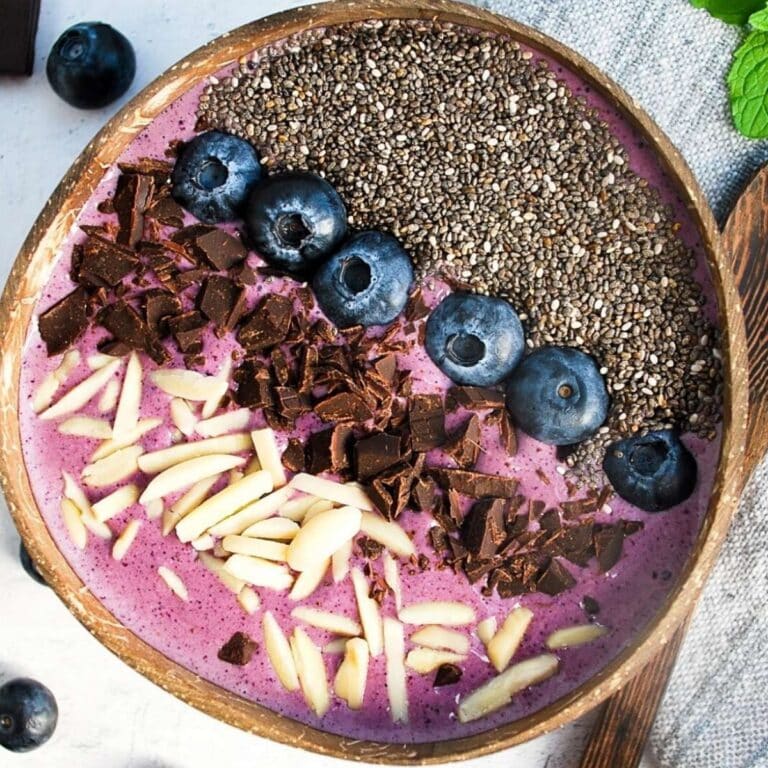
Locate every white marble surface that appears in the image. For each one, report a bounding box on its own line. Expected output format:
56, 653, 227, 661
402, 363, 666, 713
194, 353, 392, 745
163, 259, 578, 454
0, 2, 657, 766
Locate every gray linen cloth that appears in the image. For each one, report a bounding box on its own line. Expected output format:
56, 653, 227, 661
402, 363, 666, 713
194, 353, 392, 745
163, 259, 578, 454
465, 1, 768, 765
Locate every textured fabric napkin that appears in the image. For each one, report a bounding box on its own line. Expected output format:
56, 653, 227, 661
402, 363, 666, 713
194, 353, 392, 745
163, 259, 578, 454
463, 1, 768, 766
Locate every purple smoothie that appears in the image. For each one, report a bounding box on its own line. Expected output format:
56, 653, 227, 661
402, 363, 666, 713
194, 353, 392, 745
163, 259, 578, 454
16, 28, 721, 744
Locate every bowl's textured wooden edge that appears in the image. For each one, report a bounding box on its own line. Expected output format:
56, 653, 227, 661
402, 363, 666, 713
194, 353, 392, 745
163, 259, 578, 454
0, 1, 748, 763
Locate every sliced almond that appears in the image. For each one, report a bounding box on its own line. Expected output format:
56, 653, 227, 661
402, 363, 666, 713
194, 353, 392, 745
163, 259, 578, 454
263, 611, 300, 691
332, 538, 353, 584
33, 350, 82, 413
411, 626, 470, 655
279, 494, 317, 522
143, 499, 163, 520
62, 470, 93, 515
91, 418, 161, 461
201, 356, 231, 419
112, 519, 141, 561
323, 638, 348, 655
91, 484, 139, 522
222, 535, 288, 562
238, 586, 261, 615
228, 469, 244, 485
191, 534, 215, 551
487, 608, 534, 673
382, 551, 403, 611
151, 369, 225, 401
351, 567, 384, 657
292, 627, 330, 718
82, 445, 143, 488
87, 352, 120, 370
113, 352, 142, 437
477, 617, 498, 647
399, 601, 476, 627
242, 517, 299, 541
288, 506, 362, 572
208, 485, 293, 538
170, 398, 197, 437
224, 554, 293, 591
175, 470, 273, 543
80, 509, 113, 539
457, 654, 559, 724
40, 359, 121, 420
545, 624, 608, 650
359, 512, 415, 558
139, 454, 245, 504
289, 473, 374, 511
383, 617, 408, 723
196, 408, 251, 437
244, 455, 262, 475
290, 607, 361, 637
251, 429, 287, 488
405, 647, 466, 674
61, 498, 87, 550
55, 349, 82, 381
58, 416, 113, 439
163, 474, 220, 536
158, 565, 188, 601
289, 558, 330, 601
301, 498, 334, 524
98, 379, 121, 413
138, 433, 251, 474
335, 637, 369, 710
197, 551, 244, 594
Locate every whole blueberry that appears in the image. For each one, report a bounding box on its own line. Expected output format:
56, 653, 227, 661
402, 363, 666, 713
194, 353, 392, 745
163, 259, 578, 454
603, 430, 697, 512
313, 231, 414, 327
19, 543, 47, 586
46, 22, 135, 109
425, 293, 525, 386
0, 678, 58, 753
506, 346, 609, 445
244, 172, 347, 274
172, 131, 262, 224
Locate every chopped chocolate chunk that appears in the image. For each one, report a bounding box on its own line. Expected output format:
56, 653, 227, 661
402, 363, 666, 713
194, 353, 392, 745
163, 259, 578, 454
539, 508, 562, 533
307, 425, 352, 474
594, 525, 624, 572
298, 346, 318, 393
147, 195, 185, 228
281, 438, 306, 473
38, 287, 89, 355
217, 631, 256, 666
409, 394, 446, 451
443, 413, 481, 469
366, 478, 394, 518
144, 289, 182, 337
233, 361, 272, 408
429, 526, 450, 553
622, 520, 644, 537
446, 386, 505, 411
499, 410, 518, 456
581, 596, 600, 616
274, 386, 310, 419
373, 353, 397, 385
535, 468, 551, 486
313, 319, 337, 343
432, 468, 518, 498
596, 486, 614, 510
353, 432, 403, 481
537, 558, 576, 596
167, 310, 206, 354
448, 537, 468, 563
78, 235, 139, 287
114, 173, 154, 248
238, 294, 293, 351
561, 498, 591, 520
199, 275, 240, 330
433, 662, 462, 687
192, 229, 247, 271
315, 392, 373, 423
528, 499, 546, 523
270, 348, 291, 386
464, 556, 498, 583
405, 287, 431, 322
446, 488, 463, 525
555, 521, 594, 566
97, 338, 131, 357
117, 158, 173, 187
230, 262, 257, 286
412, 476, 437, 512
418, 554, 430, 571
173, 268, 208, 291
358, 536, 384, 560
462, 497, 507, 558
98, 300, 168, 363
506, 512, 529, 540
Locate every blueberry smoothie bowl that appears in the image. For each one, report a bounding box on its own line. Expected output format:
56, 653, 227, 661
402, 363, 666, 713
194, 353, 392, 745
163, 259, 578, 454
0, 2, 747, 763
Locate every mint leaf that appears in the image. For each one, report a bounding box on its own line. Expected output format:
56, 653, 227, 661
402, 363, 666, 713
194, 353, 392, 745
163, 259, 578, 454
691, 0, 767, 26
728, 31, 768, 138
750, 7, 768, 28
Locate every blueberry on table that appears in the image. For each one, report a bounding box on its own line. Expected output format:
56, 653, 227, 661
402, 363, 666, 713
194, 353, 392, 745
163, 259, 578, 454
172, 131, 262, 224
245, 172, 347, 274
313, 231, 414, 327
603, 429, 697, 512
425, 293, 525, 386
19, 542, 47, 586
0, 678, 58, 753
505, 346, 609, 445
46, 22, 135, 109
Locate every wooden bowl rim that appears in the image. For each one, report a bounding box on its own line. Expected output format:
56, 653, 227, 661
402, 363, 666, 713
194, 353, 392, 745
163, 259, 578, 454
0, 1, 748, 763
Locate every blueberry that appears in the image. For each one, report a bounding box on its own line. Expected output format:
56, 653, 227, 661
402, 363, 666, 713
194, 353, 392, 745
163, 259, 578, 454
19, 543, 47, 587
0, 678, 58, 753
46, 23, 135, 109
313, 231, 413, 327
505, 346, 609, 445
425, 293, 525, 386
172, 131, 262, 224
603, 430, 697, 512
244, 172, 347, 274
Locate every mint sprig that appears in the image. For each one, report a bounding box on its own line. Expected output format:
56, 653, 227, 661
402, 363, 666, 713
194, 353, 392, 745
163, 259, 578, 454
748, 7, 768, 29
691, 0, 766, 26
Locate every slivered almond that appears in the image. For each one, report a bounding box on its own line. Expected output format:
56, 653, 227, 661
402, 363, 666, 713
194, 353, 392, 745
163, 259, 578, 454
335, 637, 369, 710
201, 356, 231, 419
224, 554, 293, 591
399, 601, 476, 627
488, 608, 533, 672
113, 352, 142, 437
238, 586, 261, 614
279, 494, 317, 522
92, 484, 139, 522
411, 626, 470, 655
477, 617, 497, 647
546, 624, 608, 650
359, 512, 415, 558
383, 618, 408, 723
292, 627, 330, 717
228, 469, 244, 484
196, 408, 250, 437
351, 568, 383, 657
151, 369, 225, 401
251, 429, 286, 488
332, 538, 353, 583
197, 551, 244, 594
175, 470, 273, 543
170, 398, 197, 436
191, 534, 214, 551
289, 473, 374, 511
208, 485, 292, 537
112, 519, 141, 560
457, 654, 559, 723
82, 445, 143, 488
323, 638, 348, 655
302, 499, 334, 524
138, 433, 251, 474
143, 499, 163, 520
33, 350, 81, 413
158, 566, 188, 601
290, 607, 361, 637
61, 498, 87, 550
222, 535, 288, 562
139, 454, 244, 504
382, 551, 403, 611
288, 506, 361, 572
163, 474, 220, 536
62, 470, 93, 515
98, 379, 120, 413
39, 359, 121, 420
87, 352, 120, 370
54, 349, 82, 382
91, 418, 161, 461
80, 510, 113, 539
406, 648, 466, 674
242, 517, 299, 541
289, 558, 329, 601
263, 611, 300, 691
58, 416, 113, 439
244, 455, 261, 474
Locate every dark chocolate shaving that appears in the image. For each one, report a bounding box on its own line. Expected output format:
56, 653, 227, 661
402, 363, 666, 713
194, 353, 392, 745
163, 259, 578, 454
353, 432, 403, 481
432, 468, 518, 498
409, 394, 446, 451
114, 173, 154, 248
238, 294, 293, 352
443, 413, 481, 469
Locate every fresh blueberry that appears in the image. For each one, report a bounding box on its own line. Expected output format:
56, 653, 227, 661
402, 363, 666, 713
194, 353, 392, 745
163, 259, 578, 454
244, 172, 347, 274
313, 231, 413, 327
0, 678, 58, 753
603, 430, 697, 512
506, 346, 609, 444
46, 22, 135, 109
19, 543, 47, 587
172, 131, 262, 224
425, 293, 525, 386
